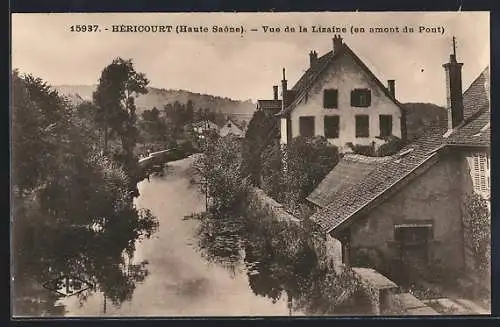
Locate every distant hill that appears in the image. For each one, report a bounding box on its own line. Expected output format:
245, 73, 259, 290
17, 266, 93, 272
402, 102, 447, 141
54, 84, 256, 122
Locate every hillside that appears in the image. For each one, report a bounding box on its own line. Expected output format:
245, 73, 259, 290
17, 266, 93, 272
54, 85, 256, 121
401, 102, 447, 141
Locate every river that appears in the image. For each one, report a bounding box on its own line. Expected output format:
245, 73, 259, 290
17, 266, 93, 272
60, 156, 293, 316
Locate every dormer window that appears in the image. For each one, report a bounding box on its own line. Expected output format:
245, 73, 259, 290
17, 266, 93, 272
323, 89, 338, 109
351, 89, 371, 107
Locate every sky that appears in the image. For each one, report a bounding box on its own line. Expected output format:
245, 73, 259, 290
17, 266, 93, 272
12, 12, 489, 106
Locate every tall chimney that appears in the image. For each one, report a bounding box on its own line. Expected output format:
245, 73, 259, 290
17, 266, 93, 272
333, 35, 343, 55
281, 68, 288, 111
281, 68, 288, 97
273, 85, 278, 100
387, 80, 395, 97
442, 36, 464, 130
309, 50, 318, 68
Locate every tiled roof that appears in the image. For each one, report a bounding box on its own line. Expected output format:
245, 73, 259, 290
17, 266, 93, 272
462, 66, 489, 119
446, 67, 490, 146
307, 155, 390, 208
310, 122, 447, 233
277, 43, 401, 117
256, 99, 282, 112
446, 110, 490, 146
309, 66, 490, 233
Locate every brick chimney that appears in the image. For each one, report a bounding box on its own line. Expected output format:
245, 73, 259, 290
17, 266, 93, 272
281, 68, 288, 99
273, 85, 278, 100
309, 50, 318, 68
387, 80, 395, 97
281, 68, 289, 115
442, 36, 464, 130
333, 35, 343, 55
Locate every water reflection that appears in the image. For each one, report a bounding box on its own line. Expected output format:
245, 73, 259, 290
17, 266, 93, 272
12, 191, 158, 316
13, 157, 294, 317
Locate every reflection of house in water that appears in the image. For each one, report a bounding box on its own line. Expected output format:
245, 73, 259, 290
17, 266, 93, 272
308, 43, 490, 294
271, 35, 405, 153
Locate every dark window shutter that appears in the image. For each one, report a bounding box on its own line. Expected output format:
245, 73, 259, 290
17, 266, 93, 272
324, 116, 340, 138
323, 89, 338, 109
351, 89, 371, 107
299, 116, 315, 137
355, 115, 369, 137
379, 115, 393, 137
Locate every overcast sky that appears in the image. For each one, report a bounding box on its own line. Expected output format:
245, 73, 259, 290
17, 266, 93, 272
12, 12, 489, 105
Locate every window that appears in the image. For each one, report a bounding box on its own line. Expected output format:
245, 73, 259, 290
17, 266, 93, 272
324, 116, 340, 138
394, 223, 433, 264
394, 225, 432, 247
379, 115, 393, 137
323, 89, 338, 108
470, 152, 490, 198
351, 89, 371, 107
299, 116, 315, 137
355, 115, 369, 137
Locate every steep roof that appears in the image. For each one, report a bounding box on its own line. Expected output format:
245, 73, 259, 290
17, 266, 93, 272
277, 42, 402, 117
310, 66, 490, 233
462, 66, 490, 119
307, 155, 391, 208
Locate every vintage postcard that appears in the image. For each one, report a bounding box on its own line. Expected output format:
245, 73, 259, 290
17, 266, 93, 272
11, 12, 490, 317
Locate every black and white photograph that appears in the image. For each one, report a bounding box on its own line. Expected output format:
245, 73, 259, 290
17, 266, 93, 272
11, 12, 490, 317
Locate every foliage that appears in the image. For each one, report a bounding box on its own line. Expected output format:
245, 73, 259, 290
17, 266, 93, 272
346, 136, 403, 158
259, 142, 283, 202
252, 135, 339, 213
241, 110, 280, 186
281, 136, 339, 212
346, 142, 376, 157
376, 135, 403, 156
11, 70, 158, 315
194, 134, 248, 213
189, 134, 249, 268
92, 58, 149, 195
463, 193, 491, 276
188, 132, 362, 314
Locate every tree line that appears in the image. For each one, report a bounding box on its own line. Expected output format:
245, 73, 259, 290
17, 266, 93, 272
136, 100, 227, 155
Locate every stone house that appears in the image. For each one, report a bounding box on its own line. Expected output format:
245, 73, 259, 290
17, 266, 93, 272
307, 45, 490, 292
272, 35, 406, 152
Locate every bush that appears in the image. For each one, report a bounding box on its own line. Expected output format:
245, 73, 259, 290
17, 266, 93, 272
376, 136, 403, 156
346, 136, 403, 157
346, 142, 376, 156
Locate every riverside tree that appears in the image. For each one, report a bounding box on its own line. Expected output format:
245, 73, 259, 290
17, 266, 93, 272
11, 70, 158, 315
92, 58, 149, 195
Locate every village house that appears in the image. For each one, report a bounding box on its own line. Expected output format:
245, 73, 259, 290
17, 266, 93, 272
271, 35, 406, 152
307, 44, 490, 296
219, 117, 246, 138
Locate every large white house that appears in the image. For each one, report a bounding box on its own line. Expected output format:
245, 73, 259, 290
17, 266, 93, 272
275, 35, 406, 152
